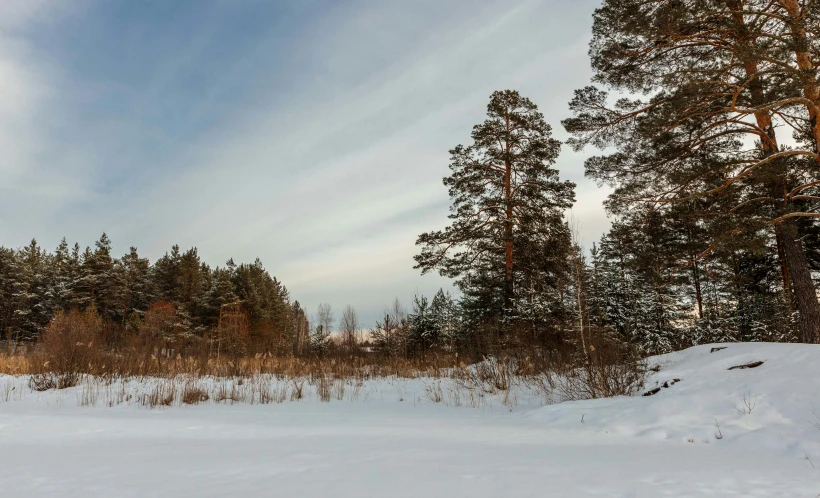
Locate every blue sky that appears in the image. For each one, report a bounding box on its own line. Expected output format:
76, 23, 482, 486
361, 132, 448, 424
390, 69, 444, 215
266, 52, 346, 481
0, 0, 609, 327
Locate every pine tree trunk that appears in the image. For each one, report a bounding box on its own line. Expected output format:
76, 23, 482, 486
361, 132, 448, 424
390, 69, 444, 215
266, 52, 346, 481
729, 10, 817, 341
769, 174, 819, 343
774, 229, 793, 309
776, 219, 820, 343
692, 261, 703, 320
778, 0, 820, 343
573, 248, 589, 362
503, 113, 514, 310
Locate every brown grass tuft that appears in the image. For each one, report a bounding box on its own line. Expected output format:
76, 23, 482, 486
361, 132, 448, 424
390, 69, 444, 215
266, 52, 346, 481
181, 382, 209, 404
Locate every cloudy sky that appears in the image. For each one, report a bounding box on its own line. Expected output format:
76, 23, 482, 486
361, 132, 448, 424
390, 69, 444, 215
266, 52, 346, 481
0, 0, 609, 326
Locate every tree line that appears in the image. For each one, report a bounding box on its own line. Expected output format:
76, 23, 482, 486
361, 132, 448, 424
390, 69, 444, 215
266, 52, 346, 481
411, 0, 820, 358
0, 235, 309, 354
4, 0, 820, 361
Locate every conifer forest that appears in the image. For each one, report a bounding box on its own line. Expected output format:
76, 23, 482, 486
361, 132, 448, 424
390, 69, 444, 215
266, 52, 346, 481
2, 2, 820, 496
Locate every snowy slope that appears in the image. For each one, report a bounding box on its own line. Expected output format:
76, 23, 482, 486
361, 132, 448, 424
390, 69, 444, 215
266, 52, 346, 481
530, 343, 820, 462
0, 343, 817, 497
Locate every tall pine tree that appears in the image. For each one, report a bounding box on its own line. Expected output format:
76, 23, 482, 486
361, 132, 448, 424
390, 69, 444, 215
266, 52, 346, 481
415, 90, 575, 335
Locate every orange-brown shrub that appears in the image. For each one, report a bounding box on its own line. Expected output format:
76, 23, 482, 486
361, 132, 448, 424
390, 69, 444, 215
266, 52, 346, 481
29, 308, 103, 389
216, 303, 250, 356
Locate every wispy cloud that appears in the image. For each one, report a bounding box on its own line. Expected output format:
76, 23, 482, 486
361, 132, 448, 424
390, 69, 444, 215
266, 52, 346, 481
0, 0, 608, 326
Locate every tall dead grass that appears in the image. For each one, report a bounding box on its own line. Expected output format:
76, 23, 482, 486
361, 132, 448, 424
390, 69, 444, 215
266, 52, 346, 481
2, 348, 463, 380
27, 309, 103, 390
0, 309, 647, 410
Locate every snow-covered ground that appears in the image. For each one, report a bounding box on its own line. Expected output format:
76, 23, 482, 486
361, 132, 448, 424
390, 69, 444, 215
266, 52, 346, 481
0, 343, 817, 497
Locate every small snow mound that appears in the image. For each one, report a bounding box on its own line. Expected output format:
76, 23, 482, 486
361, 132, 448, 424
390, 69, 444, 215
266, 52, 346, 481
530, 343, 820, 462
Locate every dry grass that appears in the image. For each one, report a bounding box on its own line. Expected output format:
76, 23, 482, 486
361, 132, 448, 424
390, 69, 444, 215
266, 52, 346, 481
459, 357, 513, 393
0, 347, 645, 411
140, 380, 176, 408
0, 311, 648, 411
542, 335, 648, 402
65, 374, 375, 409
0, 354, 29, 375
28, 372, 79, 391
424, 381, 444, 403
0, 378, 24, 403
0, 349, 466, 380
181, 382, 210, 405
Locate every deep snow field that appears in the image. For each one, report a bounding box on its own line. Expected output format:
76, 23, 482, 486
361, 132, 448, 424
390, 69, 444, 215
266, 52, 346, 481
0, 343, 818, 497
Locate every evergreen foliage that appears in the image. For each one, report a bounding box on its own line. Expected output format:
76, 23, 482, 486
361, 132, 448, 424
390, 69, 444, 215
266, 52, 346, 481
415, 90, 575, 342
563, 0, 820, 343
0, 235, 302, 352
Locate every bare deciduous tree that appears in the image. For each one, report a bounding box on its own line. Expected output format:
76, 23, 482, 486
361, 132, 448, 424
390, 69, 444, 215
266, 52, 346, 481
340, 305, 359, 353
317, 303, 334, 336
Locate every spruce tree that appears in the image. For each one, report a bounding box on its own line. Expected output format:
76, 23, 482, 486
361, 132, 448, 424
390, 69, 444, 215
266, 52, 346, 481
203, 266, 237, 328
310, 324, 330, 354
12, 240, 51, 339
118, 247, 153, 327
152, 245, 182, 304
430, 289, 461, 350
177, 247, 205, 334
0, 247, 21, 339
72, 234, 118, 319
48, 238, 76, 312
408, 294, 436, 355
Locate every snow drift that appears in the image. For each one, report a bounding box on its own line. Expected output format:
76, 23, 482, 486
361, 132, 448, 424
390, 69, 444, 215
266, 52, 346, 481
530, 343, 820, 463
0, 343, 817, 497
